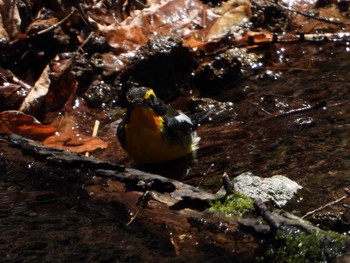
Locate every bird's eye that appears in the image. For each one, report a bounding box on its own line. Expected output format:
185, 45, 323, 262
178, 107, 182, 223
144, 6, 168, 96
149, 94, 155, 101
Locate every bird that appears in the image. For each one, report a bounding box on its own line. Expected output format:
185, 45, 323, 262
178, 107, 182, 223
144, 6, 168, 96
117, 87, 200, 164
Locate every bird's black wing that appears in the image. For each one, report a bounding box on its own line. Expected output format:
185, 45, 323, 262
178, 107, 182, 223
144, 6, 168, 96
148, 96, 196, 146
117, 118, 127, 150
163, 112, 194, 147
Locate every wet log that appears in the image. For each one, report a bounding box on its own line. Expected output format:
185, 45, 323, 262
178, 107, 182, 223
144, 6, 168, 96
0, 133, 258, 261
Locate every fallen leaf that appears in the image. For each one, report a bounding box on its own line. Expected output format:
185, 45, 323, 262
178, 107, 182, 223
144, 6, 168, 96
0, 0, 21, 41
42, 129, 108, 153
0, 110, 57, 141
92, 0, 215, 51
0, 67, 31, 110
19, 53, 76, 115
292, 5, 350, 33
206, 0, 252, 39
90, 0, 252, 54
19, 60, 51, 114
49, 114, 78, 132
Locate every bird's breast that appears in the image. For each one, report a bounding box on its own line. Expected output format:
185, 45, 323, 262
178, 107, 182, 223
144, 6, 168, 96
126, 106, 164, 132
123, 106, 194, 163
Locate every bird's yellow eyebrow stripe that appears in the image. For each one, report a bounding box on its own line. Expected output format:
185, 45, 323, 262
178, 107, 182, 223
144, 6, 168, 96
144, 89, 156, 99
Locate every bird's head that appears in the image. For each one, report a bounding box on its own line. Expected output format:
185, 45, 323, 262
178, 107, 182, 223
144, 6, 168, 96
126, 87, 156, 105
125, 87, 168, 116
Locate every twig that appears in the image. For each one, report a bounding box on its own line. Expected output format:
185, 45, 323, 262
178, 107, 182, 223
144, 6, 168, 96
75, 31, 94, 53
26, 8, 77, 41
254, 100, 327, 125
92, 120, 101, 137
197, 163, 214, 188
73, 0, 95, 30
254, 198, 279, 230
276, 1, 350, 27
222, 172, 234, 195
85, 120, 100, 157
301, 188, 350, 219
126, 190, 154, 226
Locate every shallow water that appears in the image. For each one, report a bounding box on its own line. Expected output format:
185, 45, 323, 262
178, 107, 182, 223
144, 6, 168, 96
1, 42, 350, 261
187, 42, 350, 220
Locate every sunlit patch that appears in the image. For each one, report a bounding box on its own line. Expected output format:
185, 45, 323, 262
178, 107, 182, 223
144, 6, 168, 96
280, 0, 317, 7
73, 98, 81, 109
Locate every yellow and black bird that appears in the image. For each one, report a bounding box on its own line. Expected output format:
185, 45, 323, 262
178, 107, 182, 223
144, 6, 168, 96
117, 87, 200, 164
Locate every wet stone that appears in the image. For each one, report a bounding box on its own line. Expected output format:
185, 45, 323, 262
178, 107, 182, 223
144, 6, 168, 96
83, 81, 115, 108
190, 97, 237, 123
194, 51, 242, 96
194, 47, 263, 97
233, 172, 302, 207
72, 55, 96, 94
117, 36, 196, 101
83, 34, 110, 55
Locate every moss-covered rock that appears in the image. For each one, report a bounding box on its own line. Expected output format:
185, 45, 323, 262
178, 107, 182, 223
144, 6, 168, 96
259, 227, 350, 263
209, 192, 253, 217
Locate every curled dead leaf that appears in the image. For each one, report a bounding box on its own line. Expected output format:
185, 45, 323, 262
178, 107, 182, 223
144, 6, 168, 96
0, 67, 32, 110
19, 61, 51, 114
42, 130, 108, 153
92, 0, 214, 51
19, 54, 76, 115
0, 110, 57, 141
90, 0, 252, 54
49, 114, 78, 132
0, 0, 21, 41
206, 0, 252, 40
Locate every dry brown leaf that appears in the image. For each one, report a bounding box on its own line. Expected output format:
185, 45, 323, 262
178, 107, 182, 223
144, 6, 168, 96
92, 0, 215, 51
293, 5, 350, 33
44, 55, 76, 112
19, 54, 76, 115
206, 0, 252, 39
0, 67, 32, 110
0, 0, 21, 40
90, 0, 252, 54
0, 110, 57, 141
19, 61, 51, 114
49, 114, 78, 132
42, 130, 109, 153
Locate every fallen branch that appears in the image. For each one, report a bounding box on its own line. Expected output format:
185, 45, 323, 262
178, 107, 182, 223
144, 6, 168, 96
0, 133, 257, 259
254, 100, 327, 125
301, 188, 350, 219
277, 1, 350, 28
15, 7, 77, 43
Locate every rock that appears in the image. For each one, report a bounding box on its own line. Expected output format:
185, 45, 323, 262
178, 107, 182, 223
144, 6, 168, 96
193, 47, 263, 96
117, 36, 196, 102
194, 50, 242, 96
334, 251, 350, 263
233, 172, 302, 207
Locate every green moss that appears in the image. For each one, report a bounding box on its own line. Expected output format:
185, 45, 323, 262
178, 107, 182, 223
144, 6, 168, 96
209, 192, 253, 217
260, 228, 350, 263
